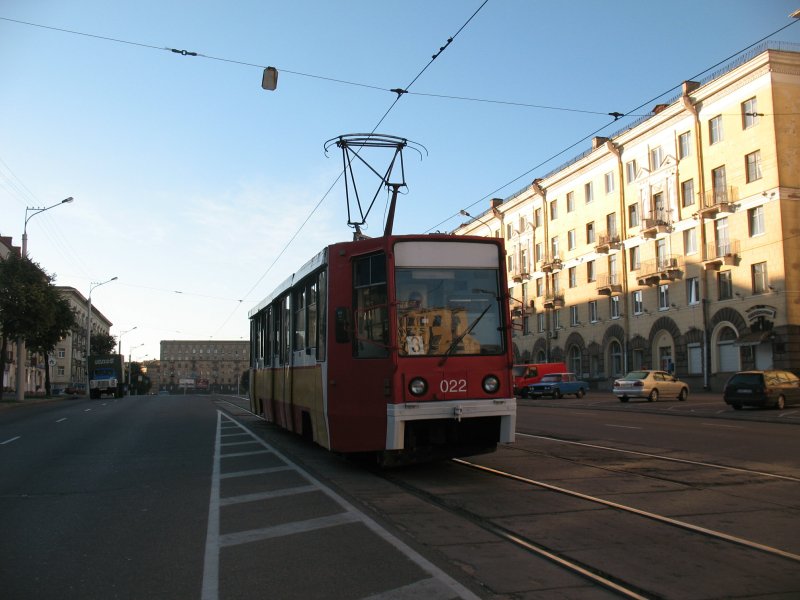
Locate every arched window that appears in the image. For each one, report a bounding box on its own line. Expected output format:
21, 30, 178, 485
536, 349, 546, 363
609, 340, 623, 377
569, 345, 582, 375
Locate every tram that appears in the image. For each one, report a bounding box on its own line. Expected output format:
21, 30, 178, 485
248, 233, 516, 464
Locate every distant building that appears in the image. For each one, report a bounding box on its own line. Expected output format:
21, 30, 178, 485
156, 340, 250, 392
452, 43, 800, 391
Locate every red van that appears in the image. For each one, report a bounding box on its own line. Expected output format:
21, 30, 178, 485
513, 363, 568, 397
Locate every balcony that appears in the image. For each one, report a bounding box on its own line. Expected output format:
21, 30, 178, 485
595, 231, 621, 254
596, 273, 622, 296
698, 186, 738, 218
703, 239, 740, 270
539, 254, 562, 273
641, 210, 672, 238
637, 256, 683, 286
543, 293, 565, 309
510, 265, 531, 282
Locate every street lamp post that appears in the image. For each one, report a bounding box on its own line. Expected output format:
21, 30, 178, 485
128, 344, 144, 396
459, 209, 493, 236
16, 196, 74, 403
117, 326, 138, 356
86, 277, 118, 397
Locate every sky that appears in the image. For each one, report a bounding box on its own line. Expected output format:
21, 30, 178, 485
1, 0, 799, 363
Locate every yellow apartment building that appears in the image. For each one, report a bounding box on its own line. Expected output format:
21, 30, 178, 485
453, 43, 800, 391
157, 340, 250, 393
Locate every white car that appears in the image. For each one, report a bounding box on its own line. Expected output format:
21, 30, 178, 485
613, 370, 689, 403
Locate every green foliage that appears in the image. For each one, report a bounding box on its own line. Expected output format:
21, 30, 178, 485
91, 332, 117, 356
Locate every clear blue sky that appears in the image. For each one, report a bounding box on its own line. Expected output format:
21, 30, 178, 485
2, 0, 799, 362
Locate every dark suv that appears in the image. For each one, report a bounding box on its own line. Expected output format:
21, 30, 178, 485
723, 370, 800, 410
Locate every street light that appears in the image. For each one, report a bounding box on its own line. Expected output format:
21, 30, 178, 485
86, 276, 118, 397
117, 326, 138, 356
16, 196, 74, 402
128, 344, 144, 396
459, 209, 493, 236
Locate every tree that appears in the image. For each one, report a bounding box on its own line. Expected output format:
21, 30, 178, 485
0, 252, 57, 393
91, 332, 117, 356
27, 289, 78, 396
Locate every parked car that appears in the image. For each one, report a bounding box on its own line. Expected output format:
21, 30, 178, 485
723, 370, 800, 410
527, 373, 588, 398
613, 370, 689, 402
512, 362, 567, 397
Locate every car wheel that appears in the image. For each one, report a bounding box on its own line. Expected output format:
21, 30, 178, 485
648, 389, 658, 402
575, 388, 585, 398
620, 396, 629, 403
550, 389, 560, 399
776, 395, 786, 410
678, 388, 688, 402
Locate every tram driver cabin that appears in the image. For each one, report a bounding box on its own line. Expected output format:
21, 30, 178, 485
248, 234, 517, 465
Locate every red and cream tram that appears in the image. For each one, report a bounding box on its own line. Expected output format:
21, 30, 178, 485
248, 234, 516, 464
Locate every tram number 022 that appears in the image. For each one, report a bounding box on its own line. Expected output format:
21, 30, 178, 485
439, 379, 467, 393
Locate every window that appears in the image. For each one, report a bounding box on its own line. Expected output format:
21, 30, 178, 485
709, 115, 723, 144
752, 262, 768, 294
553, 309, 561, 329
684, 228, 698, 255
749, 206, 765, 237
566, 191, 575, 212
688, 343, 702, 374
742, 97, 759, 129
606, 213, 617, 238
586, 260, 596, 283
584, 181, 593, 203
570, 305, 579, 326
586, 221, 595, 244
650, 146, 663, 170
711, 166, 727, 203
678, 131, 691, 159
353, 253, 389, 358
537, 313, 545, 333
629, 246, 641, 270
745, 150, 762, 183
550, 236, 559, 258
633, 290, 643, 314
687, 277, 700, 305
535, 242, 543, 263
57, 348, 66, 359
718, 271, 733, 301
507, 255, 514, 272
506, 224, 513, 239
628, 203, 639, 227
658, 284, 670, 310
536, 277, 544, 297
605, 171, 615, 194
568, 229, 576, 251
569, 266, 577, 288
610, 340, 623, 376
534, 208, 542, 228
681, 179, 695, 207
550, 199, 558, 220
625, 159, 637, 183
610, 296, 620, 319
569, 346, 582, 376
588, 300, 598, 323
57, 366, 65, 376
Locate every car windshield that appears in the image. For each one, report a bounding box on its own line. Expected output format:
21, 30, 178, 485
540, 375, 561, 382
396, 266, 504, 357
621, 371, 649, 380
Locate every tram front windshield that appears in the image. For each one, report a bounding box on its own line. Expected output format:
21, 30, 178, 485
396, 266, 503, 357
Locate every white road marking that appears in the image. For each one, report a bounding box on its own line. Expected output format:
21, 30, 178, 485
1, 436, 21, 445
605, 424, 642, 430
56, 418, 67, 423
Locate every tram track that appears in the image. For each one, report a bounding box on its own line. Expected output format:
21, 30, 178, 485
379, 450, 800, 599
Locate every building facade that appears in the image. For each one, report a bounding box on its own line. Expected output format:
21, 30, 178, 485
52, 286, 113, 393
157, 340, 250, 393
453, 44, 800, 391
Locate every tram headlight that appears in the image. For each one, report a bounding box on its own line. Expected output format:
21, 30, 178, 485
408, 377, 427, 397
482, 375, 500, 394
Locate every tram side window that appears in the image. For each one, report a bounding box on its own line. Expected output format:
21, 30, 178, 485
294, 287, 306, 351
353, 253, 389, 358
317, 271, 327, 362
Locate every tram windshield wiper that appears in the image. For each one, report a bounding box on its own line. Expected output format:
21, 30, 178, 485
439, 303, 492, 365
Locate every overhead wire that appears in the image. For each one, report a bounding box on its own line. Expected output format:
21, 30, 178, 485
431, 16, 800, 232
